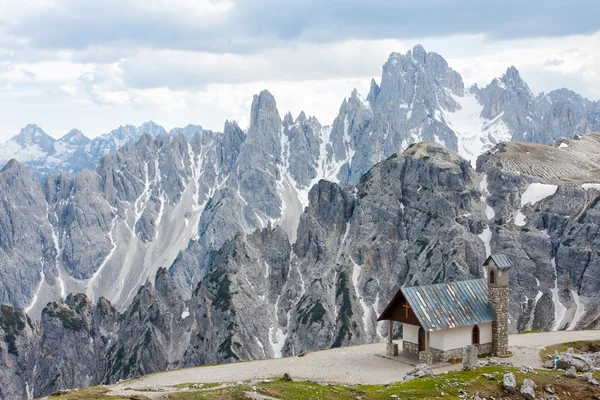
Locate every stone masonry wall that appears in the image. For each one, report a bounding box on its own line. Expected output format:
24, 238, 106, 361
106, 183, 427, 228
403, 341, 418, 358
489, 286, 509, 356
406, 341, 493, 364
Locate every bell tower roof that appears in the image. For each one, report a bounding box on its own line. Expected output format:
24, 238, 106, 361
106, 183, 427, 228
484, 254, 512, 269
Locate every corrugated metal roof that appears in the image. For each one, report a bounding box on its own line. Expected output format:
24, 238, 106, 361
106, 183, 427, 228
486, 254, 512, 269
401, 279, 496, 332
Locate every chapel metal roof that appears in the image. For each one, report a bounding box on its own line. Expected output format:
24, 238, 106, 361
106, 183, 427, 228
400, 278, 497, 332
485, 254, 512, 269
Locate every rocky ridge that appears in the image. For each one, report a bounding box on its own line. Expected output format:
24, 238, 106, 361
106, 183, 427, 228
1, 133, 599, 398
0, 122, 206, 178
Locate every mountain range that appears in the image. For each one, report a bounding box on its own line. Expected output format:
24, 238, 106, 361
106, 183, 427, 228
0, 45, 599, 399
0, 122, 207, 178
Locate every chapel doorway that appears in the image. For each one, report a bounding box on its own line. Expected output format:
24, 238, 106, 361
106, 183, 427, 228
472, 325, 480, 346
418, 327, 426, 351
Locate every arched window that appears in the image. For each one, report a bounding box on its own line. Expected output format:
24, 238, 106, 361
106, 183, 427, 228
489, 269, 495, 285
472, 325, 480, 346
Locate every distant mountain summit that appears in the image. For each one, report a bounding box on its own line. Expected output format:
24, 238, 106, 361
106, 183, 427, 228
0, 121, 211, 178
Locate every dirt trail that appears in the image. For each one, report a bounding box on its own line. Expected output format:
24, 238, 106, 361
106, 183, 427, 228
110, 330, 600, 392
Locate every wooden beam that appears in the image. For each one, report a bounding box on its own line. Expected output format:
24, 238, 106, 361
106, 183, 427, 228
388, 320, 392, 344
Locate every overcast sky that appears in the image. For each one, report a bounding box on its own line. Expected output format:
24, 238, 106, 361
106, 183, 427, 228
1, 0, 599, 141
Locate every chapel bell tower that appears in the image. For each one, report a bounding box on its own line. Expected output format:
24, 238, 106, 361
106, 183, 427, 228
484, 254, 511, 357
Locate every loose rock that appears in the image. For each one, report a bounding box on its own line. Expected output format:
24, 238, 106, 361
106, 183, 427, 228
502, 372, 517, 394
544, 384, 555, 394
403, 364, 433, 381
581, 372, 600, 385
565, 366, 578, 378
520, 378, 537, 400
557, 353, 593, 372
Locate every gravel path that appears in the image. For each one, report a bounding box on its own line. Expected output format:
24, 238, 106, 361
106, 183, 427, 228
111, 330, 600, 391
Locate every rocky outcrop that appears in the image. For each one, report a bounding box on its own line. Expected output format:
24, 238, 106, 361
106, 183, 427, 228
0, 160, 56, 309
0, 305, 39, 400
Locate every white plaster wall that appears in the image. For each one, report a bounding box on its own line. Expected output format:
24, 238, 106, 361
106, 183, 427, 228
402, 323, 420, 343
430, 330, 444, 349
434, 323, 493, 351
480, 322, 492, 344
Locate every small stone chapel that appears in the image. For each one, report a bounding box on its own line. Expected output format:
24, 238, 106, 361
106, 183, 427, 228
377, 254, 511, 364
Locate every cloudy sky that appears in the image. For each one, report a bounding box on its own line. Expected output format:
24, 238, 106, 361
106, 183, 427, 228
0, 0, 599, 141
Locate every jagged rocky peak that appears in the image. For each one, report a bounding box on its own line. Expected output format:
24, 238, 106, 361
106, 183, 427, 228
138, 120, 168, 136
501, 66, 530, 91
13, 124, 56, 150
478, 65, 534, 124
59, 129, 90, 145
381, 45, 464, 97
168, 124, 206, 140
367, 78, 380, 105
247, 89, 283, 159
0, 159, 48, 203
282, 111, 294, 127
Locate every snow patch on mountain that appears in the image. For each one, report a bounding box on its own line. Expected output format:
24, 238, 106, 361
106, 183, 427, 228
550, 258, 567, 331
521, 183, 558, 206
514, 183, 558, 226
442, 90, 511, 166
567, 290, 585, 331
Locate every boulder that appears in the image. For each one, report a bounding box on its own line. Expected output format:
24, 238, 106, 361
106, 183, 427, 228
281, 373, 293, 382
544, 384, 555, 394
520, 378, 537, 400
543, 359, 555, 369
502, 372, 517, 394
557, 352, 593, 372
565, 366, 578, 378
589, 352, 600, 366
581, 372, 600, 385
403, 364, 434, 381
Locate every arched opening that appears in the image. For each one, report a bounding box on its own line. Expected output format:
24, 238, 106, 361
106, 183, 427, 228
418, 327, 426, 351
489, 269, 495, 285
472, 325, 480, 346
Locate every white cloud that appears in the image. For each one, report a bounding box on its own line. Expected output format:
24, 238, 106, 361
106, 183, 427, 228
447, 31, 600, 98
59, 83, 76, 96
0, 2, 598, 144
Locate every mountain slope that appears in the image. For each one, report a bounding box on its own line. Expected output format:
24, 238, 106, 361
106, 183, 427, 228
1, 45, 599, 320
2, 134, 599, 398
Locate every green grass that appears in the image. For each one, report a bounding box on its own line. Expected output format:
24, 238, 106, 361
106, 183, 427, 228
45, 366, 600, 400
539, 340, 600, 362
